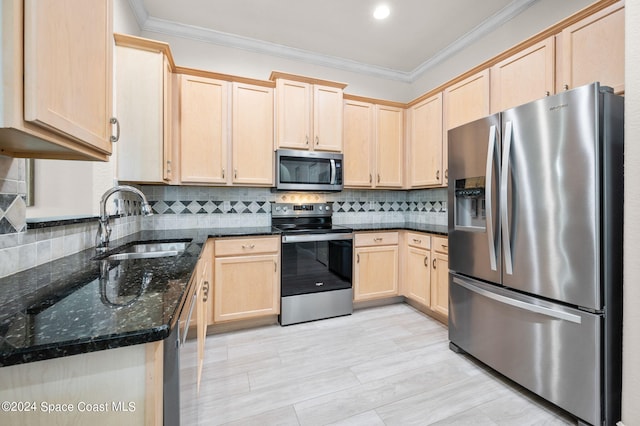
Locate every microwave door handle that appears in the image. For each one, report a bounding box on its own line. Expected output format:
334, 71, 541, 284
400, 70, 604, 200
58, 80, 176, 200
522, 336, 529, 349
330, 159, 336, 185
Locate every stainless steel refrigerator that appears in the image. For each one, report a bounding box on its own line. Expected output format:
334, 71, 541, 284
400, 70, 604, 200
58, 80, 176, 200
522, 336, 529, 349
447, 82, 623, 426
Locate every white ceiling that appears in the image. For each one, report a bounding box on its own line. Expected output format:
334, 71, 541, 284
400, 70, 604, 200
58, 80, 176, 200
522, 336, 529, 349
130, 0, 540, 82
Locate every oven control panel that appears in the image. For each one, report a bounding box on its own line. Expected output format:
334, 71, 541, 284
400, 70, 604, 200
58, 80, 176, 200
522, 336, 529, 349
272, 203, 333, 218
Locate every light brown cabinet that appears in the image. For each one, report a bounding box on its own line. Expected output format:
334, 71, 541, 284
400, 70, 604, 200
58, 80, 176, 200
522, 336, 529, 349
180, 75, 229, 184
407, 93, 443, 187
0, 0, 114, 160
490, 37, 555, 113
196, 240, 213, 392
343, 99, 404, 188
275, 78, 344, 152
115, 34, 175, 183
213, 236, 280, 322
558, 1, 624, 94
430, 236, 449, 318
231, 82, 274, 186
179, 76, 274, 186
406, 244, 431, 307
353, 232, 399, 301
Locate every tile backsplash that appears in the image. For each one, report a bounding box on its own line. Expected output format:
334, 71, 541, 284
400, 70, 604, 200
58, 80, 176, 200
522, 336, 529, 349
0, 182, 447, 279
0, 156, 27, 235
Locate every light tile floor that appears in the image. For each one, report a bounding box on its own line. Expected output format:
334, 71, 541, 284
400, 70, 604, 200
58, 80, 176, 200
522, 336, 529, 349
181, 303, 576, 425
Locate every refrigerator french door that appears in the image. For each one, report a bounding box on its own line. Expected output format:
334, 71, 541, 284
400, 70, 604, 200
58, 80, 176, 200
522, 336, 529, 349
448, 82, 623, 426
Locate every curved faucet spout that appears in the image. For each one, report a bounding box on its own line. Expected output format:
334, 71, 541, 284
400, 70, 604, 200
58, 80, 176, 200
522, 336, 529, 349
96, 185, 153, 252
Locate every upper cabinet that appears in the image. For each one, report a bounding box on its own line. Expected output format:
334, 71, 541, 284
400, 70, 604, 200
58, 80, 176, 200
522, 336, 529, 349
115, 34, 175, 184
231, 82, 274, 186
0, 0, 115, 160
180, 75, 229, 185
490, 37, 555, 113
179, 72, 274, 186
343, 98, 404, 189
407, 93, 443, 188
558, 1, 624, 94
272, 73, 345, 152
444, 69, 491, 132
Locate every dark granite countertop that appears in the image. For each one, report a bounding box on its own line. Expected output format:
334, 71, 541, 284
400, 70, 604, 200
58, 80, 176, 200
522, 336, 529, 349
341, 222, 448, 236
0, 227, 280, 367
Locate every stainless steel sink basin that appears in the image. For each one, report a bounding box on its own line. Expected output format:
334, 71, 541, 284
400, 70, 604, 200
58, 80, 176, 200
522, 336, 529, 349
95, 241, 190, 261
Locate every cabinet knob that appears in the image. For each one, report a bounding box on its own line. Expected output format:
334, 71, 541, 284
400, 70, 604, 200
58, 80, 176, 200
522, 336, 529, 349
110, 117, 120, 143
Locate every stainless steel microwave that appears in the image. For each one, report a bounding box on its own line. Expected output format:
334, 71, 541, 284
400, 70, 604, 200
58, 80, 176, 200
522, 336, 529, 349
275, 149, 344, 192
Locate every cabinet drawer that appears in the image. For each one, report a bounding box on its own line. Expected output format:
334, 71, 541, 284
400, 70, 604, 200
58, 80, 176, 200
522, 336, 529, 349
215, 236, 280, 257
407, 232, 431, 250
432, 236, 448, 254
355, 231, 399, 247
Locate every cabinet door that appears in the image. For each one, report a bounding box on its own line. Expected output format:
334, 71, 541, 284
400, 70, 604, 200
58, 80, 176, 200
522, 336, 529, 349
232, 83, 274, 186
406, 246, 431, 306
375, 105, 404, 188
313, 85, 343, 152
431, 252, 449, 317
560, 2, 624, 94
444, 69, 490, 131
115, 45, 165, 183
409, 94, 443, 187
491, 37, 555, 113
23, 0, 113, 154
354, 245, 399, 301
276, 79, 311, 149
180, 75, 229, 184
214, 254, 279, 322
343, 100, 374, 187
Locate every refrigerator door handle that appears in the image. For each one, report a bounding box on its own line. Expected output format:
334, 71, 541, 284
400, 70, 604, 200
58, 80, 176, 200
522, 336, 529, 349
485, 125, 497, 271
501, 121, 514, 275
452, 276, 582, 324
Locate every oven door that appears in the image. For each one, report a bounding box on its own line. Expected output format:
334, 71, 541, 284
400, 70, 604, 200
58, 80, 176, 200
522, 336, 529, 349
281, 233, 353, 296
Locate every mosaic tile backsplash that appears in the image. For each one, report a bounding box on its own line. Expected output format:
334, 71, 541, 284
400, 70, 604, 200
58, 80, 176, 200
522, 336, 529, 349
0, 156, 27, 235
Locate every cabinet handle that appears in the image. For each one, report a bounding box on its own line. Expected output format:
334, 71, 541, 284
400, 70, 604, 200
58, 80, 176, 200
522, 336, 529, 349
563, 84, 569, 91
357, 253, 360, 263
369, 174, 372, 184
545, 91, 551, 97
110, 117, 120, 143
442, 244, 448, 249
433, 259, 436, 269
306, 135, 309, 145
315, 135, 319, 145
166, 160, 172, 174
234, 169, 238, 179
274, 260, 277, 272
413, 238, 421, 244
241, 243, 255, 249
203, 281, 209, 302
374, 237, 383, 242
377, 174, 380, 183
445, 169, 448, 180
222, 168, 225, 179
436, 170, 440, 180
424, 256, 428, 267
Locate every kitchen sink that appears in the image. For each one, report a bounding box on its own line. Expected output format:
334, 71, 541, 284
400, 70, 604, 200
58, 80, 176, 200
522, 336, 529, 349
94, 240, 190, 261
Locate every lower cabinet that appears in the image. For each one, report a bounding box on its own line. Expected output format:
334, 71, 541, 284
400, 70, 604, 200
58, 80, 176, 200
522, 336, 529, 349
213, 236, 280, 322
402, 232, 449, 322
353, 232, 399, 301
430, 236, 449, 318
196, 240, 213, 391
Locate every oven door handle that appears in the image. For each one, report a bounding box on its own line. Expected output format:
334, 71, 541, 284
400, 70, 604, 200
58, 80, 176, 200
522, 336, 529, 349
282, 233, 353, 243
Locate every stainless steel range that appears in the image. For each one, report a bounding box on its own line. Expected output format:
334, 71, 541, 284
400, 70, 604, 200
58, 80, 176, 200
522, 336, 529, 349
272, 203, 353, 326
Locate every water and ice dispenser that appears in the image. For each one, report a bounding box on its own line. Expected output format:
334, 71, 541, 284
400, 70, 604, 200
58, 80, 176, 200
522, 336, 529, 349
454, 176, 486, 230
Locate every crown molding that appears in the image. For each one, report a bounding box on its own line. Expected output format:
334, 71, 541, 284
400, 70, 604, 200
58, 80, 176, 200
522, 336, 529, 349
128, 0, 538, 83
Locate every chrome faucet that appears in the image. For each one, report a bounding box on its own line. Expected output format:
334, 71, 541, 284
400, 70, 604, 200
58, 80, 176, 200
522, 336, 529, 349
96, 185, 153, 252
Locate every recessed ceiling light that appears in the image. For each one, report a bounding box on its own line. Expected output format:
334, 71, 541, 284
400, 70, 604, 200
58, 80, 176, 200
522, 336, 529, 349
373, 5, 390, 20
